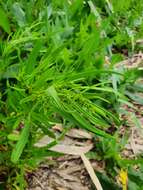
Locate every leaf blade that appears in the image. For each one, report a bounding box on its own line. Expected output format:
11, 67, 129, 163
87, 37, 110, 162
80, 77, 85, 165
11, 120, 30, 163
0, 7, 10, 33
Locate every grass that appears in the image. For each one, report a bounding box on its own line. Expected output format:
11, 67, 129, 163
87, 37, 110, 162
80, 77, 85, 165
0, 0, 143, 189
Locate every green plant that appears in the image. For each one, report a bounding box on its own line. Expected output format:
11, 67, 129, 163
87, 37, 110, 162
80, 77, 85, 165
0, 0, 143, 189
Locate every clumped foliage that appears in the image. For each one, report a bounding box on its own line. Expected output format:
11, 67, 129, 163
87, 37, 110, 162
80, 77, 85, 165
0, 0, 143, 189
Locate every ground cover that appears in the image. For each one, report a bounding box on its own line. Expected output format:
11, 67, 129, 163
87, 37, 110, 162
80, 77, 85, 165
0, 0, 143, 189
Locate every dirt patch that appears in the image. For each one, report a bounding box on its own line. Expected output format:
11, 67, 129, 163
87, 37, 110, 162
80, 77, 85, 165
26, 156, 105, 190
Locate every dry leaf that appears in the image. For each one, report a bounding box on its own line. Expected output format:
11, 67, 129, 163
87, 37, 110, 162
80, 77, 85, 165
49, 143, 93, 155
66, 129, 92, 139
136, 39, 143, 44
34, 135, 55, 147
52, 124, 92, 139
81, 154, 103, 190
34, 135, 93, 155
56, 188, 67, 190
52, 124, 63, 132
117, 52, 143, 69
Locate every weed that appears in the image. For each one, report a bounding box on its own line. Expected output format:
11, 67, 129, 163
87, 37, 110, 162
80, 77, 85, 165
0, 0, 143, 189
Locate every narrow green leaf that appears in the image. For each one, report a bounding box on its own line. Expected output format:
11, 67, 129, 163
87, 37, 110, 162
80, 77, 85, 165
26, 40, 42, 74
0, 7, 10, 33
8, 134, 20, 141
47, 86, 61, 107
11, 120, 30, 163
72, 102, 109, 128
71, 109, 114, 139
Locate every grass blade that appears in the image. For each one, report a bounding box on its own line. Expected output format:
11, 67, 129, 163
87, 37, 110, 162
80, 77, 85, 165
26, 40, 42, 74
0, 7, 10, 33
11, 120, 30, 163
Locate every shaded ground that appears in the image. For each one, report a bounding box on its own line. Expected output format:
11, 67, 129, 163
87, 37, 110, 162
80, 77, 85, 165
26, 156, 93, 190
